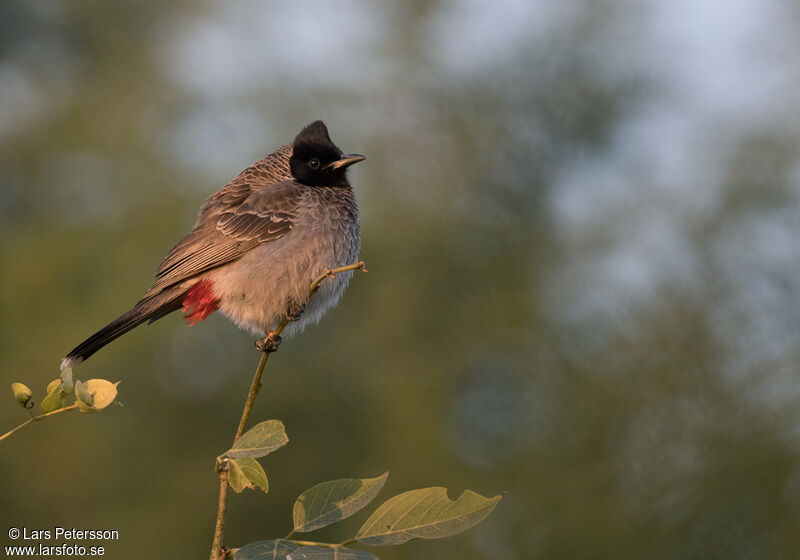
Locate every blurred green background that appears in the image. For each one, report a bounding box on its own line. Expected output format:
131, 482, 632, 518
3, 1, 800, 558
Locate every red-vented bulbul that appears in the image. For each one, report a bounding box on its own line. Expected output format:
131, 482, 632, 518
61, 120, 364, 369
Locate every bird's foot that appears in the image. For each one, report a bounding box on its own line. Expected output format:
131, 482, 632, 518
286, 300, 306, 322
255, 332, 282, 353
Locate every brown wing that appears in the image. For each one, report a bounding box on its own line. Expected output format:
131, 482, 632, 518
140, 147, 299, 300
192, 144, 292, 227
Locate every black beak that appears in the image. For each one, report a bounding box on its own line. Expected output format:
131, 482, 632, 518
326, 153, 366, 170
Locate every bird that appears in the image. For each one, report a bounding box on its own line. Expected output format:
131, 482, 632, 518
61, 120, 365, 370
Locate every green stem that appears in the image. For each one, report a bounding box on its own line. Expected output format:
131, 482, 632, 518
208, 261, 367, 560
0, 403, 79, 443
0, 418, 34, 442
288, 540, 343, 548
209, 466, 231, 560
309, 261, 367, 296
234, 352, 269, 440
231, 261, 366, 443
210, 349, 269, 560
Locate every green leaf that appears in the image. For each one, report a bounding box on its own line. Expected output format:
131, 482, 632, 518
74, 380, 93, 408
46, 379, 62, 394
227, 420, 289, 459
228, 457, 269, 494
288, 546, 378, 560
11, 382, 32, 408
293, 472, 388, 533
233, 539, 298, 560
60, 368, 74, 394
355, 488, 501, 546
40, 388, 64, 414
76, 379, 119, 412
228, 459, 252, 493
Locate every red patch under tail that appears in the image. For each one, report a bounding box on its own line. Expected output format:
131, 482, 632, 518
182, 280, 220, 326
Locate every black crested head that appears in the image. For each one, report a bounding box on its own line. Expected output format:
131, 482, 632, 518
290, 120, 365, 186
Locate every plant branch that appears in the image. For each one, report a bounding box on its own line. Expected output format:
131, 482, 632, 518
210, 466, 231, 560
234, 352, 270, 441
0, 403, 79, 443
209, 261, 367, 560
234, 260, 366, 441
308, 261, 367, 296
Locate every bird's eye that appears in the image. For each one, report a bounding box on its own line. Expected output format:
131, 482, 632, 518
309, 158, 320, 169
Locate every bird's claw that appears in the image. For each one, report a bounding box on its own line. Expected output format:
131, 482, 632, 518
255, 332, 282, 353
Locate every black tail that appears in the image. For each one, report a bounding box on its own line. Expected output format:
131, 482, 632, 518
61, 289, 184, 370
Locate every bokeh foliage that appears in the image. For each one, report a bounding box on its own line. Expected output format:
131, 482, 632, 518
2, 0, 800, 558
